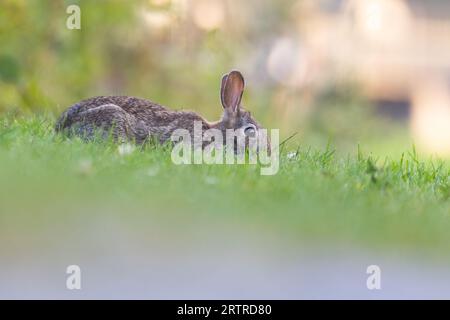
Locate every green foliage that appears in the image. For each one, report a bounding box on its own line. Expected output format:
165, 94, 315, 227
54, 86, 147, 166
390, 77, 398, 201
0, 0, 267, 118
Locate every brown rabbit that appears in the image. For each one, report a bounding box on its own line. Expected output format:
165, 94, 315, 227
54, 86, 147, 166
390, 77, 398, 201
55, 70, 264, 147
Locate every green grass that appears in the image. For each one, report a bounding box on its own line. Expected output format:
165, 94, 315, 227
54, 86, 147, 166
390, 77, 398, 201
1, 115, 450, 254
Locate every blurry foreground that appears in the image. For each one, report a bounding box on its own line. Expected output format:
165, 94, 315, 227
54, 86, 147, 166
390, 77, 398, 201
1, 118, 450, 298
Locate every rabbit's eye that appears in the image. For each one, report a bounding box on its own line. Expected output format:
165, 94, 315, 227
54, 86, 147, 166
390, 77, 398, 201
244, 125, 257, 137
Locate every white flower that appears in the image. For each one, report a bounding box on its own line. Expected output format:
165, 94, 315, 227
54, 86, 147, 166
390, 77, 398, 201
287, 151, 297, 160
117, 143, 135, 156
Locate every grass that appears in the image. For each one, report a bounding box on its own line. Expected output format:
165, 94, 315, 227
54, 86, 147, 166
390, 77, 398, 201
1, 115, 450, 254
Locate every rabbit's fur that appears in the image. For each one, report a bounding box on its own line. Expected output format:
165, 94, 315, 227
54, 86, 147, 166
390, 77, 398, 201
55, 70, 263, 146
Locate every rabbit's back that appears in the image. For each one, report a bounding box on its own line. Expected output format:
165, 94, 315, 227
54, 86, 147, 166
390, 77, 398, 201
56, 95, 207, 143
56, 96, 165, 127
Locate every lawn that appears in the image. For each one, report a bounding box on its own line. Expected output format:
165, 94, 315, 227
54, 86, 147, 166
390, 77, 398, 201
1, 115, 450, 255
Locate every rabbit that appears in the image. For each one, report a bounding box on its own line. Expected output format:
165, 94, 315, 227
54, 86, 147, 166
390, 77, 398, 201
55, 70, 266, 149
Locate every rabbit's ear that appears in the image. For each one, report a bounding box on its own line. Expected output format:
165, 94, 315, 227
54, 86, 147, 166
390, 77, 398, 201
220, 70, 245, 112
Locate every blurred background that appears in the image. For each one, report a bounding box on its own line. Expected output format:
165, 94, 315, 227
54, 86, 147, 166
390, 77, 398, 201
2, 0, 450, 156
